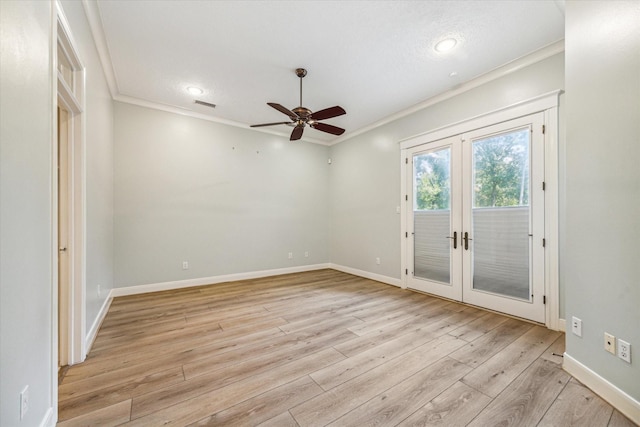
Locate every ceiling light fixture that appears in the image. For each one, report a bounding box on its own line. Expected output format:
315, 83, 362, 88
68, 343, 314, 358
435, 38, 458, 53
187, 86, 204, 96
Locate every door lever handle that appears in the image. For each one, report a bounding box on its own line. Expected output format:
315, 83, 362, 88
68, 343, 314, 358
446, 231, 457, 249
463, 232, 472, 250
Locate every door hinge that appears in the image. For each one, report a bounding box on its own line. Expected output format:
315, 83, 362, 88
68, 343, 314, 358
542, 124, 546, 134
405, 268, 408, 275
543, 295, 546, 305
542, 238, 546, 247
405, 194, 408, 201
405, 157, 408, 164
542, 181, 546, 191
405, 231, 408, 238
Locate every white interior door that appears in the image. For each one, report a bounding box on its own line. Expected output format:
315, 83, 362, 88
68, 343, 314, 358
406, 113, 545, 323
58, 106, 70, 367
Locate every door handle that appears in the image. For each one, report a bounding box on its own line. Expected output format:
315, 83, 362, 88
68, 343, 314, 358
446, 231, 457, 249
463, 232, 472, 250
59, 247, 67, 252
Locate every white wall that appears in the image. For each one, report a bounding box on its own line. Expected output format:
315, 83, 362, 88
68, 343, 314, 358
59, 0, 114, 339
0, 1, 55, 425
114, 102, 330, 287
565, 0, 639, 404
329, 53, 565, 296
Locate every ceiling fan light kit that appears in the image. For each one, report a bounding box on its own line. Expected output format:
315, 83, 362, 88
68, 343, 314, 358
251, 68, 346, 141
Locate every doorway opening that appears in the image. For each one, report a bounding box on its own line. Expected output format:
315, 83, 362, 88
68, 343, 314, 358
56, 3, 86, 368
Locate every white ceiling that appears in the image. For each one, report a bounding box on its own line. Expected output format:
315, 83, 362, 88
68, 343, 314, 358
93, 0, 565, 143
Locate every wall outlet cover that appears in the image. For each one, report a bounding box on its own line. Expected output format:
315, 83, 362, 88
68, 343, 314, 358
571, 316, 582, 337
617, 339, 631, 363
604, 332, 616, 354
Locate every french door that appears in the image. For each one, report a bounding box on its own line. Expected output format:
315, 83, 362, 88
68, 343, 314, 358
406, 113, 545, 323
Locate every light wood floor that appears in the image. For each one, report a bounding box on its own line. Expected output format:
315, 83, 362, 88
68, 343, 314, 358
57, 269, 637, 426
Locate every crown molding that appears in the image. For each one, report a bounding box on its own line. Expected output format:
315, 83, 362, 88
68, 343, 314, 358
329, 39, 565, 146
81, 2, 562, 148
113, 94, 330, 145
81, 0, 119, 98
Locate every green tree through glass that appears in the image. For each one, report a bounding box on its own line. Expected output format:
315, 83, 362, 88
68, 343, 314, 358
414, 149, 450, 210
413, 129, 529, 211
473, 129, 529, 208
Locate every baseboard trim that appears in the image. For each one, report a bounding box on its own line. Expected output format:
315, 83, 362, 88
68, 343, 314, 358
85, 294, 113, 355
329, 263, 402, 288
558, 318, 566, 332
111, 263, 331, 297
563, 353, 640, 424
40, 407, 54, 427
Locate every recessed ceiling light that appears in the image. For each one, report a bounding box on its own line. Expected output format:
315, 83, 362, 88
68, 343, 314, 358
435, 38, 457, 53
187, 86, 204, 96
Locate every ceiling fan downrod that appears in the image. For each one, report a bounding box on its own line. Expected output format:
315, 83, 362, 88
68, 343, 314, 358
295, 68, 307, 108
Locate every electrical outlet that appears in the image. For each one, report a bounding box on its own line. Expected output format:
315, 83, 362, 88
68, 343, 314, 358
97, 284, 102, 297
182, 261, 189, 270
375, 257, 381, 265
20, 386, 29, 420
618, 339, 631, 363
604, 332, 616, 354
288, 252, 293, 259
571, 316, 582, 337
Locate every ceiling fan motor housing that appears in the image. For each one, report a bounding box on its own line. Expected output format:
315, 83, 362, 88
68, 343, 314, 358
292, 107, 312, 119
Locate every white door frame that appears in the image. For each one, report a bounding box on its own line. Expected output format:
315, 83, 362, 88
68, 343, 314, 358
400, 91, 561, 329
55, 1, 87, 366
405, 136, 463, 301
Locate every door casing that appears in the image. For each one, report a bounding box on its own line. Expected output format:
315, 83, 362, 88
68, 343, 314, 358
400, 91, 561, 329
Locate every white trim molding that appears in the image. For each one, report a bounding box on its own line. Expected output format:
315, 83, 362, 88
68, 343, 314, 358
563, 353, 640, 425
329, 264, 402, 288
80, 1, 328, 146
400, 90, 562, 329
108, 263, 401, 301
400, 90, 563, 150
81, 0, 118, 98
113, 94, 330, 146
111, 264, 331, 298
39, 407, 55, 427
331, 40, 564, 146
558, 318, 566, 332
85, 293, 112, 354
50, 1, 59, 424
81, 0, 563, 148
56, 0, 87, 366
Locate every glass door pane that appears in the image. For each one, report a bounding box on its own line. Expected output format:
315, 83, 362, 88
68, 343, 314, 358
413, 147, 452, 284
471, 128, 531, 300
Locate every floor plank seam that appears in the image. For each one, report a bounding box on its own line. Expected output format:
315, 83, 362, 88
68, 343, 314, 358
57, 270, 636, 426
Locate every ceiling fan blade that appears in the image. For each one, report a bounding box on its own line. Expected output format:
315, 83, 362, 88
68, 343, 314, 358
268, 103, 298, 119
250, 121, 292, 128
290, 125, 304, 141
310, 122, 345, 136
309, 106, 346, 121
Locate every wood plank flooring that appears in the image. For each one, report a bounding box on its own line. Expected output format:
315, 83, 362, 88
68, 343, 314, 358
57, 269, 637, 426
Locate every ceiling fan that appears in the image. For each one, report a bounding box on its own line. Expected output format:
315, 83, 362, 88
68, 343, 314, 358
251, 68, 346, 141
